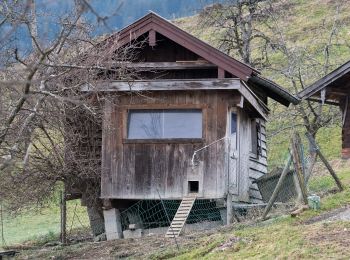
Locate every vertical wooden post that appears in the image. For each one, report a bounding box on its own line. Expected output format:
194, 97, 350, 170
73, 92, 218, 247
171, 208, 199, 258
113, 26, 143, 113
305, 133, 343, 191
149, 30, 156, 47
226, 192, 233, 225
317, 151, 343, 191
0, 203, 5, 246
262, 154, 292, 220
291, 133, 308, 205
218, 67, 225, 79
60, 190, 67, 245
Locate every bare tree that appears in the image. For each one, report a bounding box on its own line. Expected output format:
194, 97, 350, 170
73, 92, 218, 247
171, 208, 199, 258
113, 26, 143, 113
199, 0, 278, 68
262, 1, 346, 170
0, 0, 136, 236
199, 0, 346, 168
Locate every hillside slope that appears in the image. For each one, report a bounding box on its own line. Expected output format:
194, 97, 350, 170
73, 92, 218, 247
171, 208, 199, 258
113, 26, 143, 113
175, 0, 350, 165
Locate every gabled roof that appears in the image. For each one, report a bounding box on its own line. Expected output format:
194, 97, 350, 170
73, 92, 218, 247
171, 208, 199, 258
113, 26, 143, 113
298, 60, 350, 100
105, 12, 299, 106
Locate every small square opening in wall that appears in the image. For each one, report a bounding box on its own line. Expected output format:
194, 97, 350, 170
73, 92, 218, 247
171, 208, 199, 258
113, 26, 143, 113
188, 181, 199, 193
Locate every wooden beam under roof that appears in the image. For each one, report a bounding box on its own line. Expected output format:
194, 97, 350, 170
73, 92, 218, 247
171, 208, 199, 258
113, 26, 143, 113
148, 30, 156, 46
81, 78, 240, 92
307, 98, 339, 106
328, 91, 349, 96
112, 61, 217, 70
298, 60, 350, 99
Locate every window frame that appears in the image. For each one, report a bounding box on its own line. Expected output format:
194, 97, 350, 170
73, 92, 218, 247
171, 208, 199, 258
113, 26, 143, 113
228, 107, 238, 150
123, 105, 206, 144
250, 118, 262, 159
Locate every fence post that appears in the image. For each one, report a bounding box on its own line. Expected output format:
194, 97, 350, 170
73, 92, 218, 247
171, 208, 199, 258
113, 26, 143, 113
262, 154, 292, 220
0, 203, 6, 247
226, 192, 233, 225
60, 190, 67, 245
305, 132, 343, 191
291, 133, 308, 205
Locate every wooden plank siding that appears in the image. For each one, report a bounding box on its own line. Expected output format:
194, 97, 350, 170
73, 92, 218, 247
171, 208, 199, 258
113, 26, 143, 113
248, 119, 267, 202
101, 90, 249, 200
238, 110, 251, 202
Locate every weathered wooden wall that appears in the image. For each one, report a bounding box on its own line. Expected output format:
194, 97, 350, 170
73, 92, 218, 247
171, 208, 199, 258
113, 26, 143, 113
235, 112, 266, 203
101, 90, 244, 200
340, 95, 350, 158
137, 33, 199, 62
131, 33, 224, 80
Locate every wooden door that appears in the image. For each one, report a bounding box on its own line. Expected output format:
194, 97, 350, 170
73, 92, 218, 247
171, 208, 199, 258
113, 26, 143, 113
228, 110, 238, 195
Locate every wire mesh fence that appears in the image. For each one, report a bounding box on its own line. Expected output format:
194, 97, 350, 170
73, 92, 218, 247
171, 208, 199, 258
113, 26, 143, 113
120, 199, 223, 231
0, 200, 90, 248
257, 132, 343, 220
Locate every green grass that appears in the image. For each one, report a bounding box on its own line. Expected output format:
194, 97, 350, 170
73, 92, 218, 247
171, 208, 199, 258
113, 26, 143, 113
0, 201, 89, 248
162, 168, 350, 259
309, 175, 335, 193
316, 126, 342, 160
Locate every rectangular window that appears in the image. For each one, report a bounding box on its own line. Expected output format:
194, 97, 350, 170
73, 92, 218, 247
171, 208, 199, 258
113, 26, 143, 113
127, 109, 202, 139
251, 119, 262, 157
231, 112, 237, 135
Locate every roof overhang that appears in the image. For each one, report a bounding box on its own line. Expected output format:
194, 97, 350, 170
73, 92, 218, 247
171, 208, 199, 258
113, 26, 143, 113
298, 60, 350, 104
249, 74, 300, 106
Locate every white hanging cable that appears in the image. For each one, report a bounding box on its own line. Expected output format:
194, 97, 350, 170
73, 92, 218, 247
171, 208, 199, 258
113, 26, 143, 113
191, 136, 228, 166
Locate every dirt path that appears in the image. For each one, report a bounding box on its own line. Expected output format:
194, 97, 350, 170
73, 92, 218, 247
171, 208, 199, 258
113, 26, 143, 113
304, 205, 350, 225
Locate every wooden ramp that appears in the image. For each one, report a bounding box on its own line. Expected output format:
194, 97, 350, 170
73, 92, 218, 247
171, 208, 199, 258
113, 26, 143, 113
165, 194, 196, 238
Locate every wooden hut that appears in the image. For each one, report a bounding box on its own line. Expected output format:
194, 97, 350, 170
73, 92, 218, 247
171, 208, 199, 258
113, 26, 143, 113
298, 61, 350, 159
80, 12, 298, 239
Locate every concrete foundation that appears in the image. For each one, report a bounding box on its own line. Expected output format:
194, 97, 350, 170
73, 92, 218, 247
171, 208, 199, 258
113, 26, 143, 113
103, 208, 123, 240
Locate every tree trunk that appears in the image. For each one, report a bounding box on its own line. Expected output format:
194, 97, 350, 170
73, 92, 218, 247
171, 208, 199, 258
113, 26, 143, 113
87, 204, 105, 236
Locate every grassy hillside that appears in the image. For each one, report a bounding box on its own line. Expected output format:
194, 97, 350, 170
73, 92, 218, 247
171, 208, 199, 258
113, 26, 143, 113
175, 0, 350, 165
